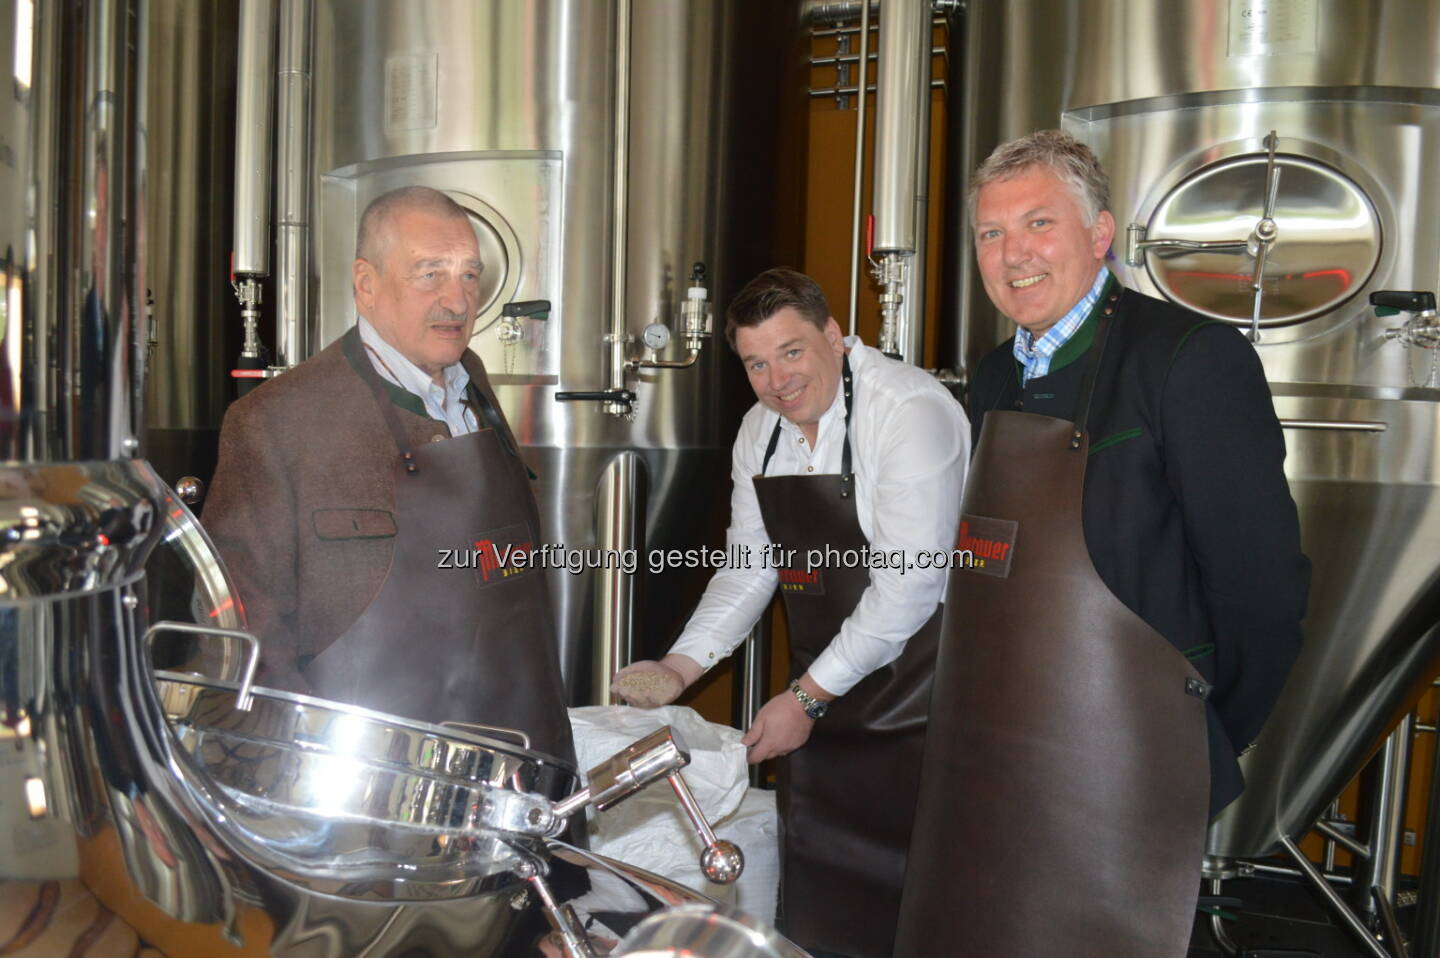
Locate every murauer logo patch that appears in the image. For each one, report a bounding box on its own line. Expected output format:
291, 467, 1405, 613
957, 514, 1018, 579
778, 566, 825, 596
471, 522, 537, 588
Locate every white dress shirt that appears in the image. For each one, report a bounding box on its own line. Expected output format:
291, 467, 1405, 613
356, 317, 478, 436
669, 337, 970, 697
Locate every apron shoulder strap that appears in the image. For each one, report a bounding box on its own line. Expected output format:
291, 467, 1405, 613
756, 353, 856, 495
760, 418, 783, 476
351, 337, 423, 475
463, 381, 522, 462
1070, 287, 1122, 451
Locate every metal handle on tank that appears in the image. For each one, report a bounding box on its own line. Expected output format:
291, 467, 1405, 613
438, 719, 531, 750
548, 726, 745, 884
145, 621, 262, 711
1246, 131, 1284, 343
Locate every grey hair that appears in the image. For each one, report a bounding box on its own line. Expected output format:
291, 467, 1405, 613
355, 185, 472, 265
968, 130, 1110, 228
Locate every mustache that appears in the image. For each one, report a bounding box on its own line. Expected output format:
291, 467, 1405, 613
426, 307, 471, 324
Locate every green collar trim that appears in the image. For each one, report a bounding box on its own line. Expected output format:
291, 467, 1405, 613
1011, 272, 1119, 384
341, 326, 435, 422
1049, 272, 1118, 375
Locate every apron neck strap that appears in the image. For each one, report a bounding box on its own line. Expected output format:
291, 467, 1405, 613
1070, 290, 1120, 451
461, 380, 521, 461
759, 353, 855, 498
839, 353, 854, 498
354, 341, 423, 475
352, 336, 521, 473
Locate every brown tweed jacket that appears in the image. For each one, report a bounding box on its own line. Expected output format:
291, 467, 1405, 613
203, 327, 527, 691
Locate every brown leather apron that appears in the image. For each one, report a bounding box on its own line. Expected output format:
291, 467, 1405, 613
894, 309, 1209, 957
302, 352, 575, 766
752, 356, 941, 958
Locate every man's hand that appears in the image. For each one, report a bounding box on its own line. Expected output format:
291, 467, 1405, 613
742, 674, 835, 763
741, 690, 814, 763
611, 654, 704, 708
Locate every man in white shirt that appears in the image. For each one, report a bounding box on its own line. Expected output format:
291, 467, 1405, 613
204, 186, 575, 765
613, 267, 968, 958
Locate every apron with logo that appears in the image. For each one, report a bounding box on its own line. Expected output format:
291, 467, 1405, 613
894, 297, 1209, 957
753, 356, 941, 958
303, 348, 575, 766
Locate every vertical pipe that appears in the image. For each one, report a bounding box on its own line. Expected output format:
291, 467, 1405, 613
1357, 715, 1413, 919
79, 0, 144, 460
273, 0, 311, 367
591, 452, 644, 704
231, 0, 275, 278
1412, 705, 1440, 956
740, 618, 769, 787
845, 0, 871, 337
605, 0, 632, 416
870, 0, 926, 254
901, 45, 931, 365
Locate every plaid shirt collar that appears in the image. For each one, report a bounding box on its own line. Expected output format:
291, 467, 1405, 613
1012, 266, 1111, 384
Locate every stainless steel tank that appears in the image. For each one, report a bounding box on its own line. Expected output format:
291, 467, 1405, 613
289, 0, 808, 703
949, 0, 1440, 873
2, 2, 808, 954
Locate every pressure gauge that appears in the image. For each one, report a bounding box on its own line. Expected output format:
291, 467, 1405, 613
641, 323, 671, 351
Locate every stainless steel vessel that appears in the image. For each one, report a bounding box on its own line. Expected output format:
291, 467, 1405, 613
229, 0, 810, 704
3, 2, 808, 954
948, 0, 1440, 945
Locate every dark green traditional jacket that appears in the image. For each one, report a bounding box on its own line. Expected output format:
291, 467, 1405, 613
969, 283, 1310, 815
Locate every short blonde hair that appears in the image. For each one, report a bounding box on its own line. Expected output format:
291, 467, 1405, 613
969, 130, 1110, 228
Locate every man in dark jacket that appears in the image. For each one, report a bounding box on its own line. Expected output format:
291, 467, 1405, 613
204, 186, 574, 765
896, 130, 1308, 957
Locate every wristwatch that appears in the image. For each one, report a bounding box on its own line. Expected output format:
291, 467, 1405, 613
789, 679, 829, 719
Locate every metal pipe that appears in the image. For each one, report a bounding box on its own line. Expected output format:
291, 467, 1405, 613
591, 452, 644, 704
845, 0, 871, 337
273, 0, 313, 368
1252, 861, 1353, 885
1356, 715, 1413, 920
936, 0, 969, 385
806, 0, 878, 25
810, 46, 942, 66
901, 18, 933, 365
1279, 419, 1388, 432
1280, 835, 1391, 958
1315, 818, 1370, 860
1205, 878, 1240, 956
1324, 802, 1340, 872
232, 0, 276, 277
605, 0, 632, 417
1412, 691, 1440, 958
1372, 886, 1410, 958
871, 0, 930, 358
740, 618, 770, 787
871, 0, 927, 254
810, 78, 946, 97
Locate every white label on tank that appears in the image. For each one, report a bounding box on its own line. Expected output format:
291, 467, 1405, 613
385, 54, 438, 133
1228, 0, 1318, 56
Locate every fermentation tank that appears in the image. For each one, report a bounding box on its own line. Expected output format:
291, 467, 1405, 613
281, 0, 807, 702
949, 0, 1440, 933
1, 1, 812, 954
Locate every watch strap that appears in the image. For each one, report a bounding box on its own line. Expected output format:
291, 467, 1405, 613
789, 679, 828, 719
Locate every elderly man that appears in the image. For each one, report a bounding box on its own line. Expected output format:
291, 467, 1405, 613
612, 268, 968, 958
204, 185, 574, 765
896, 131, 1308, 956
